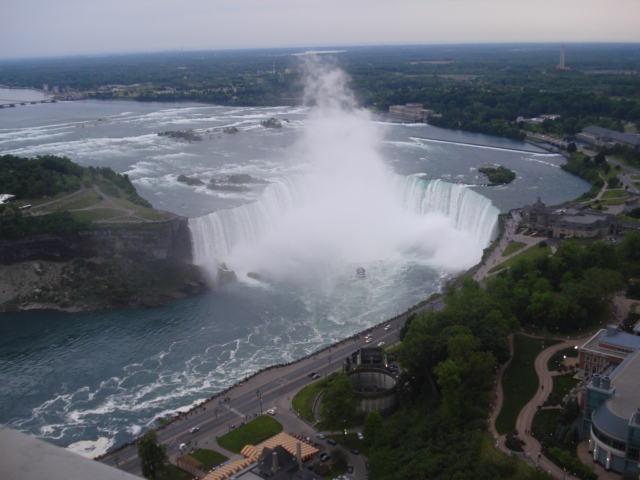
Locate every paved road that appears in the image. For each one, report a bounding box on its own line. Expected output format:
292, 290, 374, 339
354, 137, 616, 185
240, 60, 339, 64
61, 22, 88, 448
100, 307, 430, 477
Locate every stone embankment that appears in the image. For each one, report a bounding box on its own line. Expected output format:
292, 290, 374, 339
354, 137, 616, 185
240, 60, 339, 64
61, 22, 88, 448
0, 217, 209, 312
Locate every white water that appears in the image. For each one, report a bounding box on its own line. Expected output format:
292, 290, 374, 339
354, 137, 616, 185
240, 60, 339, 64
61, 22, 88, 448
189, 60, 498, 282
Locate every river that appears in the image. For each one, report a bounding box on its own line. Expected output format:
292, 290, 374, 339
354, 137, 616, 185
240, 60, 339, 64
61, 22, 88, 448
0, 85, 589, 456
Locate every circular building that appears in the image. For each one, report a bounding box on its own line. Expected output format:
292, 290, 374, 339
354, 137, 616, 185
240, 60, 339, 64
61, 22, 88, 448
347, 367, 397, 416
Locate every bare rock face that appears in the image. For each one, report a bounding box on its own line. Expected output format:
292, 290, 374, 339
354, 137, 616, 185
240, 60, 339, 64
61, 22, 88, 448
0, 217, 209, 313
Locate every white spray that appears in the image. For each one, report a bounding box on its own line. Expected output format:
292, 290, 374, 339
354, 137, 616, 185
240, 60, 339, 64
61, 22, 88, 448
189, 58, 497, 283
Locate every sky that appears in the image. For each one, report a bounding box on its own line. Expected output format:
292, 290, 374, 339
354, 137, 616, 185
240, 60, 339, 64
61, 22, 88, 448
1, 0, 639, 59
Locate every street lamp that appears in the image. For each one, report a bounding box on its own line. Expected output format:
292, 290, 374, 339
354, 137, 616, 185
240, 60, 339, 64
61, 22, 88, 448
255, 389, 263, 414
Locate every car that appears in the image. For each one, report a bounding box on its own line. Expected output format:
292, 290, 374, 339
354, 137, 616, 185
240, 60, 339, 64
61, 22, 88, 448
320, 452, 330, 462
377, 341, 385, 347
308, 372, 316, 377
267, 408, 277, 415
326, 438, 337, 445
365, 338, 373, 343
189, 427, 200, 434
384, 324, 391, 330
316, 433, 325, 440
350, 449, 360, 455
347, 465, 354, 474
357, 432, 364, 440
313, 373, 321, 379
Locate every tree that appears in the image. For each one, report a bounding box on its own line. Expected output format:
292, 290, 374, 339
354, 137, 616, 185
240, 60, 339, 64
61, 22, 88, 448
594, 153, 606, 165
321, 373, 357, 431
138, 429, 167, 480
567, 142, 577, 153
363, 410, 384, 446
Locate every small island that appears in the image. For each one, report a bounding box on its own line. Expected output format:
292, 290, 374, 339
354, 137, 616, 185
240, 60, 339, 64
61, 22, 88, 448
479, 165, 516, 185
260, 118, 282, 129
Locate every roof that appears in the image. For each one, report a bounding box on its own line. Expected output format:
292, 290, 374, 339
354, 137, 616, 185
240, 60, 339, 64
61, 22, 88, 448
580, 328, 640, 357
582, 125, 640, 147
593, 350, 640, 440
0, 425, 140, 480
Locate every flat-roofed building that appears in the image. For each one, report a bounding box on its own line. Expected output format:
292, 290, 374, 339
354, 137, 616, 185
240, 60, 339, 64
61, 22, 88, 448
578, 325, 640, 377
576, 126, 640, 150
388, 103, 433, 122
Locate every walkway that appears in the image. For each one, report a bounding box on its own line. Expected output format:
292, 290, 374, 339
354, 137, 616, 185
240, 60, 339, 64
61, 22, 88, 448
489, 334, 622, 479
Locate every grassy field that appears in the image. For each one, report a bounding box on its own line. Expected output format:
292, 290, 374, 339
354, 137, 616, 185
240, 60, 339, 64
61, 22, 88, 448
502, 241, 526, 256
217, 415, 283, 453
601, 189, 626, 198
495, 334, 560, 435
292, 372, 339, 422
189, 449, 228, 470
71, 209, 126, 222
489, 244, 551, 274
552, 374, 580, 400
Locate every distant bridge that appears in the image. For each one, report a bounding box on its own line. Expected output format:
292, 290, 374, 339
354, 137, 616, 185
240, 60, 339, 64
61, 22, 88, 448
0, 98, 57, 107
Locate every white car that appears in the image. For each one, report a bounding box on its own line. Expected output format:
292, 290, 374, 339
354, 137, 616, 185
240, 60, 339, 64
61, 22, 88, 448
377, 341, 385, 347
365, 338, 373, 343
267, 408, 277, 415
357, 432, 364, 440
384, 324, 391, 330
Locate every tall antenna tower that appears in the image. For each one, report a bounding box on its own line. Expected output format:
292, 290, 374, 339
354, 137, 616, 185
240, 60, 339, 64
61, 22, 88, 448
556, 44, 570, 70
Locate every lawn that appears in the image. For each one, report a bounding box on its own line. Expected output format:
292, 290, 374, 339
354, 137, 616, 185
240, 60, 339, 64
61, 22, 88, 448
489, 244, 551, 274
502, 241, 526, 256
601, 189, 626, 198
552, 374, 580, 400
495, 334, 560, 435
292, 372, 339, 422
547, 346, 579, 372
189, 449, 228, 470
70, 208, 126, 222
217, 415, 283, 453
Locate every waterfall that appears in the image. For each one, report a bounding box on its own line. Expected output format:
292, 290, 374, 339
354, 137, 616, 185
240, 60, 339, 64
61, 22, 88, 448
397, 176, 499, 247
189, 173, 498, 279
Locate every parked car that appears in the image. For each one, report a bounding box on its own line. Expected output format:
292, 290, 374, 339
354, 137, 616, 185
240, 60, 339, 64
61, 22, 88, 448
326, 438, 337, 445
347, 465, 354, 474
316, 433, 325, 440
357, 432, 364, 440
350, 449, 360, 455
320, 452, 330, 462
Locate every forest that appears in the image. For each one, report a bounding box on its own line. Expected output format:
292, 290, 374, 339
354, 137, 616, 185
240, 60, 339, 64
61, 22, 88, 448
363, 231, 640, 479
1, 44, 639, 140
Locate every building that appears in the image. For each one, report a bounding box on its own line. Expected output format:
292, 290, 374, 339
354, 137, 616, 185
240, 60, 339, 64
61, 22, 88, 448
582, 348, 640, 476
521, 198, 613, 239
576, 126, 640, 151
578, 325, 640, 377
388, 103, 434, 122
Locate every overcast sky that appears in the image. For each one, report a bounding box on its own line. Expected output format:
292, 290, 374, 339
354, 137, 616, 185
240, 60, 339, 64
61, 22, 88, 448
1, 0, 639, 59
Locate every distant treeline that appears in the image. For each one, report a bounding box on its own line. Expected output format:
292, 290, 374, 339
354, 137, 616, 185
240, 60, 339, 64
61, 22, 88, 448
1, 44, 639, 141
